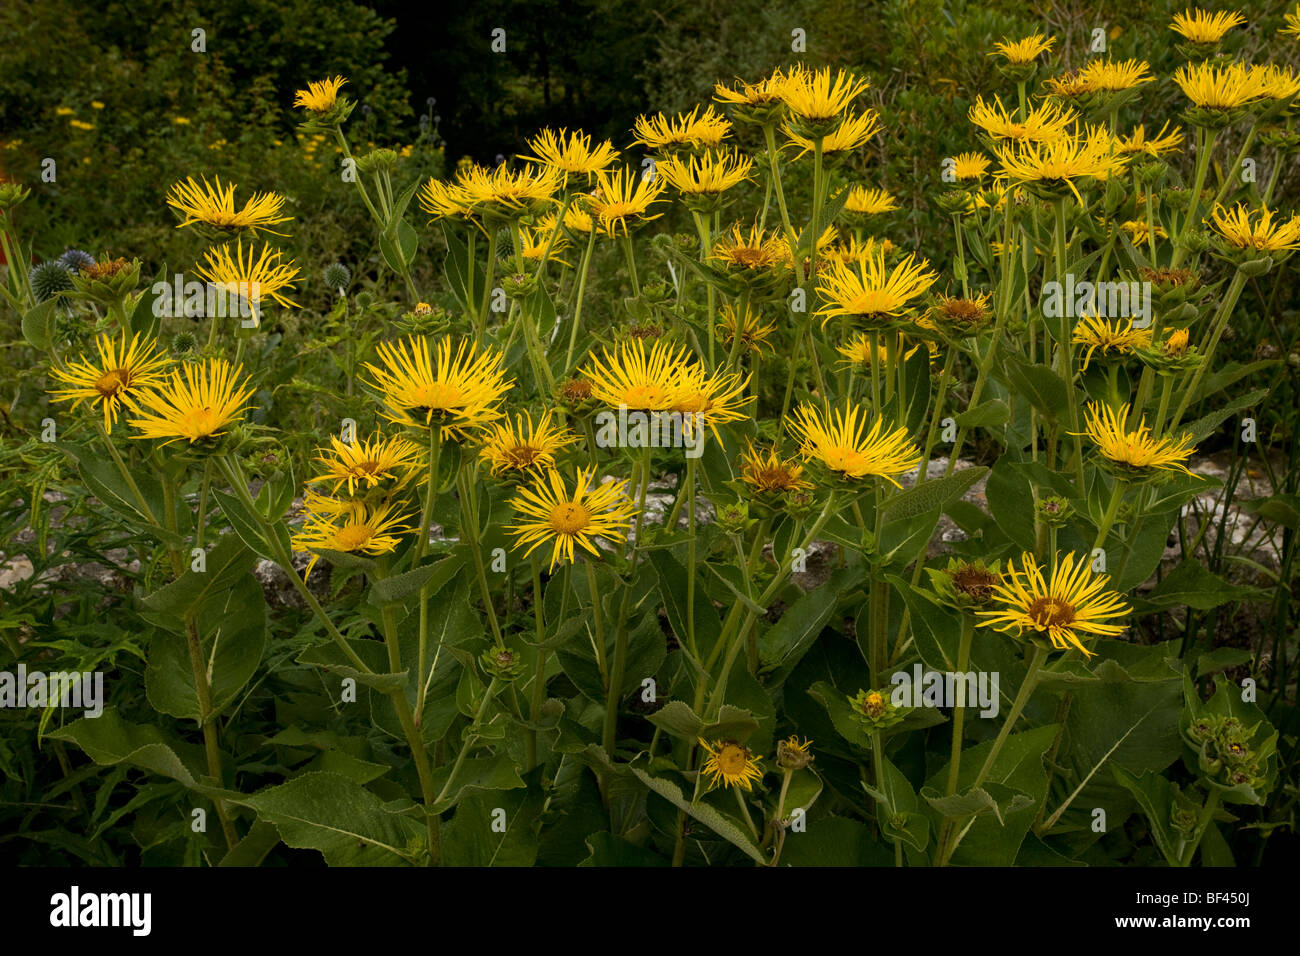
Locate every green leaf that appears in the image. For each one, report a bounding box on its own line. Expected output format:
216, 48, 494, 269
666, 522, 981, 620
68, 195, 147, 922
441, 780, 545, 866
985, 457, 1037, 551
211, 488, 275, 560
297, 640, 408, 694
380, 219, 419, 273
429, 753, 527, 814
646, 700, 706, 740
579, 832, 669, 866
1143, 558, 1263, 611
1001, 356, 1069, 421
757, 567, 860, 684
628, 764, 767, 864
884, 467, 987, 522
22, 298, 57, 350
649, 550, 723, 664
55, 441, 174, 542
141, 533, 255, 617
1183, 387, 1269, 445
1111, 767, 1182, 866
47, 708, 207, 790
217, 820, 282, 867
954, 400, 1009, 430
369, 553, 464, 607
229, 772, 421, 865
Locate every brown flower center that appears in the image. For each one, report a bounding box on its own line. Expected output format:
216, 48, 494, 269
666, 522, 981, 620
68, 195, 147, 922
94, 368, 129, 398
1028, 596, 1076, 629
335, 524, 374, 551
549, 501, 591, 535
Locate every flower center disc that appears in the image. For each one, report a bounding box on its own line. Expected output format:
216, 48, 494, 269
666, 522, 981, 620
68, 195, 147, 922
623, 384, 667, 409
1028, 596, 1076, 628
94, 369, 129, 398
335, 524, 373, 551
824, 445, 869, 475
505, 444, 541, 468
548, 501, 591, 535
411, 382, 465, 412
716, 745, 748, 775
181, 406, 221, 439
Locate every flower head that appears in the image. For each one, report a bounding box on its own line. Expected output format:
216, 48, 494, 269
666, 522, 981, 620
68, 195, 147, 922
166, 176, 293, 236
787, 402, 921, 486
507, 467, 638, 570
128, 358, 254, 445
815, 247, 938, 328
977, 551, 1131, 657
1079, 402, 1198, 476
459, 163, 562, 220
715, 304, 776, 356
657, 149, 753, 197
364, 336, 514, 437
48, 331, 170, 432
582, 337, 692, 411
1211, 202, 1300, 252
698, 738, 764, 791
520, 128, 618, 180
194, 239, 301, 312
780, 65, 869, 121
633, 105, 731, 152
843, 186, 899, 216
995, 124, 1129, 203
293, 76, 347, 113
990, 33, 1056, 64
587, 166, 667, 235
1116, 122, 1185, 157
969, 95, 1076, 143
292, 498, 413, 581
309, 433, 423, 497
1073, 315, 1153, 369
1170, 8, 1245, 43
1173, 61, 1266, 109
738, 441, 811, 495
478, 410, 577, 476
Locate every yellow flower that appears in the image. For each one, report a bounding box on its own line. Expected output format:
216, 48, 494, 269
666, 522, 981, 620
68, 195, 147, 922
710, 222, 793, 270
459, 162, 562, 220
308, 433, 423, 497
995, 124, 1129, 203
950, 151, 992, 181
930, 292, 994, 337
787, 402, 921, 486
478, 410, 577, 476
517, 221, 570, 265
166, 175, 293, 235
55, 106, 74, 116
48, 331, 170, 432
1170, 8, 1245, 44
587, 166, 667, 235
581, 337, 691, 411
671, 362, 750, 440
1079, 402, 1198, 476
69, 120, 94, 131
1284, 3, 1300, 37
836, 333, 918, 367
990, 33, 1056, 64
1120, 220, 1168, 245
1252, 64, 1300, 102
1211, 202, 1300, 251
738, 441, 811, 494
780, 65, 869, 121
128, 358, 254, 445
969, 95, 1075, 142
294, 75, 347, 112
520, 128, 618, 179
364, 336, 514, 437
785, 108, 882, 155
657, 149, 753, 196
195, 239, 301, 312
632, 105, 731, 152
172, 116, 190, 125
699, 738, 764, 791
1172, 61, 1266, 109
1080, 58, 1153, 93
507, 467, 638, 570
843, 186, 898, 215
977, 551, 1131, 657
292, 498, 413, 581
417, 177, 476, 222
91, 101, 105, 109
1072, 315, 1153, 369
1116, 121, 1185, 157
713, 69, 791, 107
1044, 70, 1097, 98
715, 304, 776, 356
815, 247, 938, 327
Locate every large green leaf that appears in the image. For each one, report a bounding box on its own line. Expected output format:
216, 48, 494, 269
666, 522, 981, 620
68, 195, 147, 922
441, 779, 545, 866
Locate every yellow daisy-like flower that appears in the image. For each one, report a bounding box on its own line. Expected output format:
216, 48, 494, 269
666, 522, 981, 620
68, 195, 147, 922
823, 235, 894, 267
1170, 8, 1245, 44
308, 433, 423, 497
1252, 64, 1300, 102
930, 292, 994, 336
1044, 70, 1097, 98
716, 303, 776, 356
815, 247, 938, 328
1120, 220, 1168, 245
632, 105, 731, 152
785, 108, 882, 155
364, 335, 514, 437
844, 186, 898, 216
710, 222, 794, 271
69, 120, 94, 131
507, 467, 638, 571
836, 333, 918, 368
48, 331, 170, 433
990, 33, 1056, 64
780, 65, 869, 121
417, 176, 476, 222
519, 128, 618, 180
950, 151, 992, 181
459, 162, 562, 220
738, 441, 812, 495
127, 358, 254, 445
517, 222, 570, 265
1283, 3, 1300, 37
969, 95, 1076, 143
995, 124, 1129, 203
1080, 58, 1153, 93
698, 737, 764, 791
671, 362, 750, 440
657, 149, 754, 196
1072, 315, 1153, 370
1172, 61, 1266, 109
582, 337, 692, 411
293, 75, 347, 113
1079, 402, 1198, 476
713, 69, 791, 107
787, 402, 921, 486
292, 498, 413, 581
977, 551, 1131, 657
478, 409, 577, 476
1210, 202, 1300, 252
587, 166, 667, 235
194, 239, 301, 312
1163, 328, 1192, 357
1116, 121, 1185, 157
539, 200, 606, 237
166, 175, 293, 236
